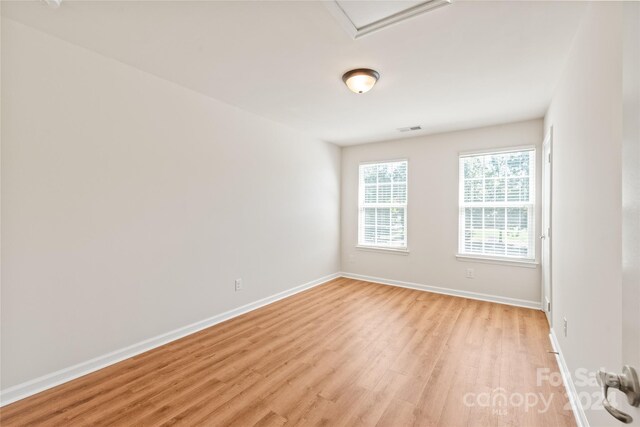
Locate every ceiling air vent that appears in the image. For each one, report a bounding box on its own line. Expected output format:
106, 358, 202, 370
398, 126, 422, 133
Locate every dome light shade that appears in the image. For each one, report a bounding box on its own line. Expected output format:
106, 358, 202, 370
342, 68, 380, 94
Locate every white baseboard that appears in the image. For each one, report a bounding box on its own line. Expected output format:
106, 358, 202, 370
549, 329, 589, 427
340, 272, 541, 310
0, 272, 341, 407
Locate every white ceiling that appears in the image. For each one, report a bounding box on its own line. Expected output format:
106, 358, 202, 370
1, 1, 586, 146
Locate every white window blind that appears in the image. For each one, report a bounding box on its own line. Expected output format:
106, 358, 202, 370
458, 149, 535, 260
358, 160, 408, 249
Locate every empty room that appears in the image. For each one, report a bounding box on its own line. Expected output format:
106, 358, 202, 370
1, 1, 639, 426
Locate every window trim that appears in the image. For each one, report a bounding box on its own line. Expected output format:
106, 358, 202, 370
459, 144, 537, 158
455, 253, 538, 268
357, 159, 409, 250
457, 147, 537, 262
356, 245, 410, 255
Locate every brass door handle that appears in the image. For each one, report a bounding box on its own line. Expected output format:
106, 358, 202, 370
597, 366, 640, 424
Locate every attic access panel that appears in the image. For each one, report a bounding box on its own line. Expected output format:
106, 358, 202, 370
325, 0, 451, 39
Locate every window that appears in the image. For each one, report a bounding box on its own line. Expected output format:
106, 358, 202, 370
458, 148, 535, 260
358, 160, 408, 249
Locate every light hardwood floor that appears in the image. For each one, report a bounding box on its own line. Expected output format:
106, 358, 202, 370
0, 278, 576, 427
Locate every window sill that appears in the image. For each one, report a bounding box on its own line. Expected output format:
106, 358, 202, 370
455, 254, 538, 268
356, 245, 410, 255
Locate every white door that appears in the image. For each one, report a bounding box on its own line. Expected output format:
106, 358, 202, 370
599, 4, 640, 425
617, 3, 640, 425
541, 129, 552, 325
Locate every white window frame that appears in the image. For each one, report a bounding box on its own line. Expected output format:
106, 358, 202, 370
357, 159, 409, 252
457, 146, 536, 265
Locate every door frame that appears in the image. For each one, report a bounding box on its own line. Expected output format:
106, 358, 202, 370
541, 127, 553, 325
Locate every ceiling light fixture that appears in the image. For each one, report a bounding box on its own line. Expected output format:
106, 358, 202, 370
342, 68, 380, 94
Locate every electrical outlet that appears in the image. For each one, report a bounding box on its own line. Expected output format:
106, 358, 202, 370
563, 317, 568, 337
235, 278, 243, 292
465, 268, 475, 279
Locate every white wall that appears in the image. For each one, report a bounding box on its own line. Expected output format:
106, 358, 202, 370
544, 4, 624, 426
0, 18, 340, 390
341, 119, 543, 305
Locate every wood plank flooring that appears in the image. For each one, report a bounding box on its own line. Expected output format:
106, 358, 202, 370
0, 278, 576, 427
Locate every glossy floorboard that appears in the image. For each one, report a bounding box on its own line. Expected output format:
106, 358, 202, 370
0, 278, 576, 426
